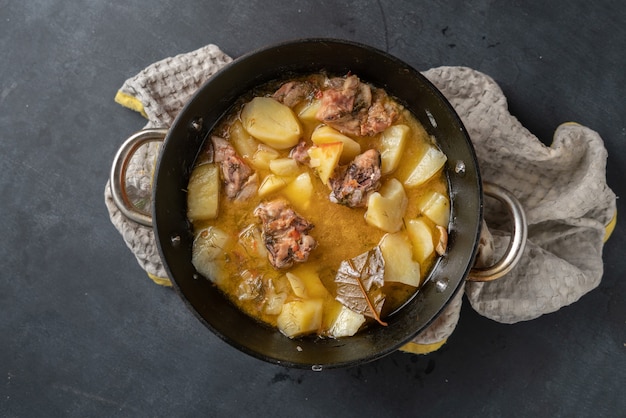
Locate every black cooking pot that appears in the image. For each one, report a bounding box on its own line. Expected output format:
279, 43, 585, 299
111, 39, 526, 369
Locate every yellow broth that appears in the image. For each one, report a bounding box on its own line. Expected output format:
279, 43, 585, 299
189, 74, 449, 337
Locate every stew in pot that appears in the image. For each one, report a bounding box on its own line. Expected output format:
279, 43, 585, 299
186, 72, 450, 339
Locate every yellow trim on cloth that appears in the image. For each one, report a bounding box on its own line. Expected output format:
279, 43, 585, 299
400, 339, 447, 355
147, 272, 172, 287
604, 210, 617, 242
114, 90, 148, 118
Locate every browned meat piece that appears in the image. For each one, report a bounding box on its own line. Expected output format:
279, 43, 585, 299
317, 75, 362, 118
353, 79, 373, 110
254, 199, 317, 269
315, 75, 398, 136
212, 136, 258, 201
272, 81, 314, 108
315, 76, 365, 136
329, 149, 382, 208
362, 90, 400, 136
289, 140, 311, 165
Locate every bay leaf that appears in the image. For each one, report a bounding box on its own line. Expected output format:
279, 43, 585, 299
335, 247, 387, 326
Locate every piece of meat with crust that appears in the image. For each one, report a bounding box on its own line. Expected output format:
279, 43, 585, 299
315, 76, 364, 136
289, 140, 311, 165
272, 81, 315, 108
329, 149, 382, 208
316, 75, 361, 119
361, 89, 399, 136
212, 136, 258, 201
316, 75, 398, 136
254, 199, 317, 269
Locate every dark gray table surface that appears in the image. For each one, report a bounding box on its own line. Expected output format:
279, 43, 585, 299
2, 1, 625, 417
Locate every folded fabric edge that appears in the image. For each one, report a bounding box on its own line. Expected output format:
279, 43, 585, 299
556, 122, 617, 243
115, 90, 148, 118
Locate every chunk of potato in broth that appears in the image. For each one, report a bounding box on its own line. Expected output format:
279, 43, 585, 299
187, 163, 220, 222
240, 97, 302, 149
311, 125, 362, 164
277, 299, 324, 338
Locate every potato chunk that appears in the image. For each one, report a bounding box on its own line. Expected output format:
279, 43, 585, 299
286, 272, 308, 298
380, 124, 409, 174
328, 305, 366, 338
269, 158, 301, 177
281, 172, 314, 212
379, 232, 421, 287
418, 191, 450, 226
241, 97, 302, 149
297, 98, 322, 122
192, 226, 231, 285
258, 174, 291, 197
287, 264, 330, 299
406, 218, 434, 263
277, 299, 324, 338
311, 125, 361, 164
187, 163, 220, 222
307, 142, 344, 186
229, 120, 259, 159
365, 178, 408, 233
250, 144, 280, 170
403, 143, 447, 187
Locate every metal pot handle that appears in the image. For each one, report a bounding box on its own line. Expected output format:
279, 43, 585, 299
468, 182, 528, 282
110, 128, 168, 227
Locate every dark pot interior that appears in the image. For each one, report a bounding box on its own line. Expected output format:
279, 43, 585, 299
152, 39, 482, 369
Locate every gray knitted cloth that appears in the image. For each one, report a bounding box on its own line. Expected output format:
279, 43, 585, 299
104, 44, 616, 347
